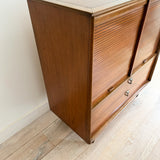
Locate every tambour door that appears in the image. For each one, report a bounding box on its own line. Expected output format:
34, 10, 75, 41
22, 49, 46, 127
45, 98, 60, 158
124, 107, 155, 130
92, 5, 145, 107
132, 0, 160, 72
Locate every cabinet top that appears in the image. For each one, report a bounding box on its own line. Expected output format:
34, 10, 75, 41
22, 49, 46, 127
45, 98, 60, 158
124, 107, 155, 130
41, 0, 146, 14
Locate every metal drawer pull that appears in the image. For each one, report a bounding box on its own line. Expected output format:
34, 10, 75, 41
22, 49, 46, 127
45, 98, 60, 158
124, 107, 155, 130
143, 59, 148, 64
108, 87, 114, 93
124, 90, 130, 96
128, 78, 133, 84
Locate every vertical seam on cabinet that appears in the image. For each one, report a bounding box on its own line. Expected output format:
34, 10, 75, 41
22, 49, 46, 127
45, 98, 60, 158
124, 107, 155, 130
86, 15, 94, 143
128, 0, 151, 76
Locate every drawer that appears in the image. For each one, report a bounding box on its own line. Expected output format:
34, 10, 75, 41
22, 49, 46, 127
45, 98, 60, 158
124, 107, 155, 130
92, 5, 145, 106
91, 54, 156, 136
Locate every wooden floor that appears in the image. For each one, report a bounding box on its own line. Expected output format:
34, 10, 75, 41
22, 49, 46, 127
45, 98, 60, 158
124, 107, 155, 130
0, 58, 160, 160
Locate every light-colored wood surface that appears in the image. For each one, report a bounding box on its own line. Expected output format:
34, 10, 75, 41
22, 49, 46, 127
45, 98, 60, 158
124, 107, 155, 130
0, 57, 160, 160
6, 134, 54, 160
43, 119, 72, 146
41, 0, 146, 13
0, 112, 57, 160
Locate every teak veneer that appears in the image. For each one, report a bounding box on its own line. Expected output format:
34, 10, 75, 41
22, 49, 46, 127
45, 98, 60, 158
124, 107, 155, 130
27, 0, 160, 143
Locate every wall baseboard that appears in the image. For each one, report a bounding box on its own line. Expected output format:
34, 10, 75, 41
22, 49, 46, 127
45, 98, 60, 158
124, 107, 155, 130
0, 102, 49, 144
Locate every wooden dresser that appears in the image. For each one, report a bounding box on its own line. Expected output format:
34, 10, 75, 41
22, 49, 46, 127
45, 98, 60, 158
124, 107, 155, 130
27, 0, 160, 144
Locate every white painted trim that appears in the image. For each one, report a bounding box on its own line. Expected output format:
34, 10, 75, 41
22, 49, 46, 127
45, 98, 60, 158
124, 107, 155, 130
0, 102, 50, 144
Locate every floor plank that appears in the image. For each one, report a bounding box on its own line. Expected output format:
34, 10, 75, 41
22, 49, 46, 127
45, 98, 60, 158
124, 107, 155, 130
43, 119, 72, 146
6, 133, 54, 160
41, 133, 89, 160
146, 140, 160, 160
5, 115, 72, 160
0, 111, 57, 160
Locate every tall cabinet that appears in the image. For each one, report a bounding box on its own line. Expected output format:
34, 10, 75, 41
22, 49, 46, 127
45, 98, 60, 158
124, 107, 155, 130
27, 0, 160, 143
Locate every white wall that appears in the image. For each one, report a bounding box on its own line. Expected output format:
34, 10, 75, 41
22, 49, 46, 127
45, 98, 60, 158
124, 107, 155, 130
0, 0, 49, 143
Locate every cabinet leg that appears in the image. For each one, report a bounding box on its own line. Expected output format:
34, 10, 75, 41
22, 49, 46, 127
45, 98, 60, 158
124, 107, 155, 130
91, 139, 95, 144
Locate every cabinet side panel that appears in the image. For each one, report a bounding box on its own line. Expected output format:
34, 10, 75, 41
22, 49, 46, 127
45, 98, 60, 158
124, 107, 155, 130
27, 0, 92, 143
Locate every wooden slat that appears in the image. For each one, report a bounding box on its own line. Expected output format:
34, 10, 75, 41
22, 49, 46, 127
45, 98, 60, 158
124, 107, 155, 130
146, 141, 160, 160
5, 116, 72, 160
131, 0, 160, 73
94, 0, 147, 25
6, 134, 54, 160
41, 133, 89, 160
43, 119, 72, 146
0, 112, 57, 160
92, 5, 145, 107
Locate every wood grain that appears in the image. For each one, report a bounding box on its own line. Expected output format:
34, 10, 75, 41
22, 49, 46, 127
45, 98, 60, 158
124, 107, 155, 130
41, 133, 89, 160
27, 0, 160, 143
0, 112, 57, 160
43, 119, 72, 146
94, 0, 147, 25
76, 59, 160, 160
0, 57, 160, 160
6, 134, 54, 160
91, 55, 156, 136
92, 5, 145, 106
132, 0, 160, 72
40, 0, 146, 14
146, 140, 160, 160
27, 0, 93, 143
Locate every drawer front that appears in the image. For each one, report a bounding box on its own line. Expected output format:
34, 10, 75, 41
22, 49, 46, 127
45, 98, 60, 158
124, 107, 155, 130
91, 55, 156, 136
132, 0, 160, 71
92, 5, 145, 106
